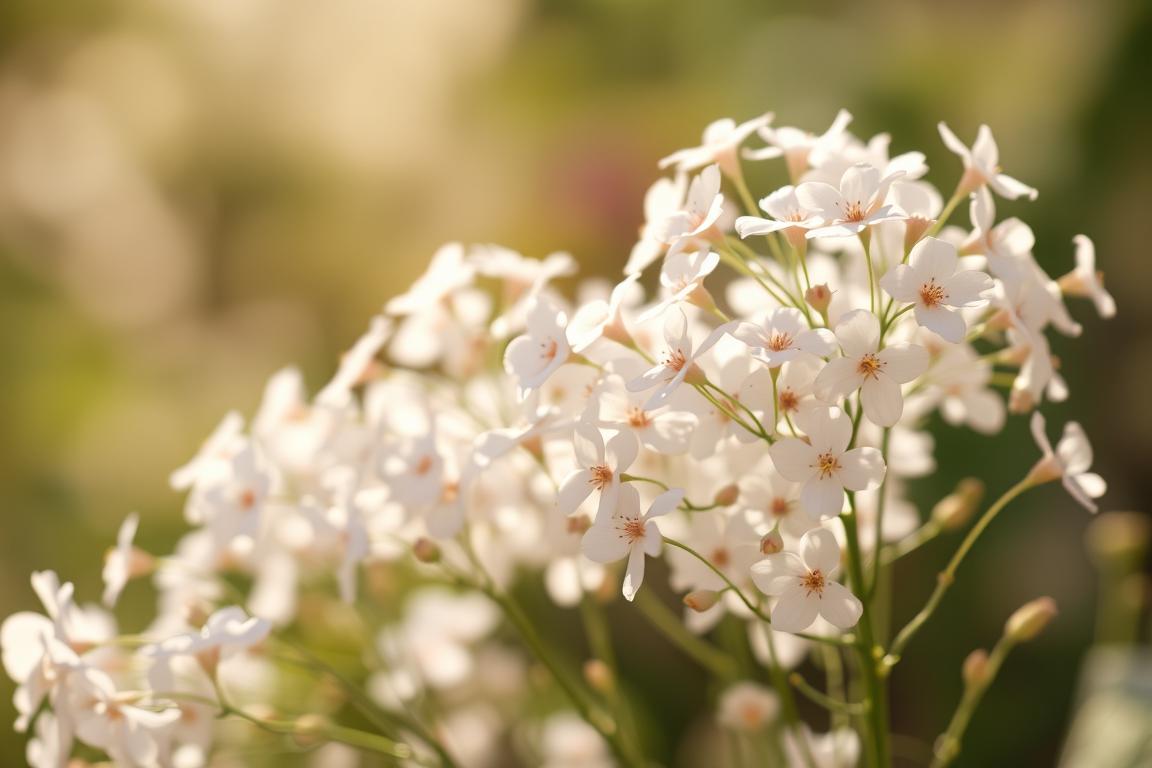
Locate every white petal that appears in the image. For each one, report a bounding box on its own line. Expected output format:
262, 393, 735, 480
972, 124, 999, 169
556, 470, 594, 516
879, 264, 918, 303
581, 520, 629, 564
795, 182, 843, 219
837, 447, 885, 492
946, 270, 994, 307
800, 528, 841, 574
647, 488, 686, 519
605, 430, 639, 472
990, 172, 1037, 201
878, 344, 928, 384
819, 582, 863, 629
797, 406, 853, 455
914, 305, 966, 343
937, 122, 970, 160
814, 357, 864, 402
1056, 422, 1094, 475
801, 477, 846, 520
751, 552, 807, 596
621, 546, 647, 601
1030, 411, 1053, 456
572, 422, 605, 469
909, 236, 958, 280
1073, 472, 1107, 500
834, 310, 880, 358
769, 439, 818, 483
771, 590, 821, 633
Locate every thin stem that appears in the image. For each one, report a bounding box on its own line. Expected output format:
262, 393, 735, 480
222, 704, 421, 763
887, 478, 1035, 663
580, 596, 647, 767
788, 672, 870, 716
860, 232, 877, 315
632, 590, 738, 680
925, 186, 966, 239
840, 501, 891, 768
764, 621, 820, 768
930, 637, 1017, 767
877, 519, 944, 566
867, 429, 892, 602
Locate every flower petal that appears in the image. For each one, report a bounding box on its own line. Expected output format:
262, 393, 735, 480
801, 477, 846, 520
771, 589, 820, 633
878, 344, 928, 383
621, 546, 647, 601
557, 469, 594, 516
769, 438, 818, 483
834, 310, 880, 358
819, 582, 863, 629
837, 447, 886, 491
800, 528, 841, 574
913, 305, 967, 344
581, 519, 629, 564
751, 552, 807, 596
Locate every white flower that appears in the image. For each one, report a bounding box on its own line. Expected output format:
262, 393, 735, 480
1028, 412, 1106, 513
775, 354, 824, 425
540, 712, 612, 768
815, 310, 929, 427
384, 242, 475, 316
567, 274, 641, 352
659, 114, 773, 178
67, 667, 181, 766
146, 606, 271, 676
1058, 235, 1116, 319
740, 472, 812, 538
503, 298, 571, 395
581, 485, 683, 601
637, 249, 721, 322
879, 236, 992, 342
102, 513, 152, 608
734, 185, 823, 241
731, 306, 834, 368
768, 406, 885, 519
627, 308, 727, 409
716, 681, 780, 732
938, 122, 1038, 200
625, 175, 687, 276
796, 163, 905, 239
745, 109, 854, 181
784, 725, 861, 768
657, 164, 725, 245
588, 365, 696, 456
317, 315, 392, 407
926, 342, 1005, 435
750, 527, 862, 633
556, 423, 639, 521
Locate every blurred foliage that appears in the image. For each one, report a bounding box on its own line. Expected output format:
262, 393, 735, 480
1, 0, 1149, 765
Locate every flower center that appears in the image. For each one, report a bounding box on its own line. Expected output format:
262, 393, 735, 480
842, 200, 865, 222
766, 330, 794, 352
815, 451, 840, 479
663, 348, 687, 372
540, 338, 559, 362
801, 569, 826, 597
414, 455, 434, 476
778, 389, 799, 412
770, 497, 791, 517
710, 547, 731, 568
627, 407, 652, 428
919, 279, 947, 308
622, 518, 647, 543
239, 489, 257, 510
589, 465, 614, 490
857, 353, 883, 379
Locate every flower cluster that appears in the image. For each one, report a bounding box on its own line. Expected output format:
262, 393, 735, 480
3, 110, 1112, 767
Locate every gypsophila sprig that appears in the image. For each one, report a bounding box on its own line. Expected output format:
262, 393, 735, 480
3, 109, 1115, 768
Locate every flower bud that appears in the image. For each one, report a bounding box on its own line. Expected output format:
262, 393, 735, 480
931, 478, 985, 530
413, 537, 441, 564
760, 529, 783, 555
904, 217, 934, 253
805, 283, 832, 316
1004, 596, 1058, 643
713, 484, 740, 508
684, 589, 721, 613
583, 659, 614, 693
962, 649, 989, 687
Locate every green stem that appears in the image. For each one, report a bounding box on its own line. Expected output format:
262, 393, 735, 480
929, 637, 1017, 767
925, 186, 966, 239
633, 590, 739, 680
580, 596, 647, 767
841, 500, 891, 768
867, 429, 892, 602
788, 672, 869, 716
887, 479, 1035, 663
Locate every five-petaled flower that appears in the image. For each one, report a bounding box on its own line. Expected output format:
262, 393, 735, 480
751, 527, 863, 633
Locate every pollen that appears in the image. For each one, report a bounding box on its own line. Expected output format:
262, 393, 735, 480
815, 451, 840, 479
801, 569, 826, 597
779, 389, 799, 412
663, 348, 687, 372
767, 331, 794, 352
622, 518, 647, 543
589, 465, 614, 490
414, 455, 435, 475
540, 338, 559, 361
857, 353, 883, 379
919, 279, 947, 308
627, 407, 652, 428
770, 497, 790, 517
842, 200, 865, 222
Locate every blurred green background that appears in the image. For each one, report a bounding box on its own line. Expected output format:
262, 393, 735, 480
1, 0, 1150, 765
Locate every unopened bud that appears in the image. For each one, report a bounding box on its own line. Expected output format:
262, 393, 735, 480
1086, 512, 1150, 571
962, 649, 989, 687
292, 714, 330, 748
566, 514, 593, 536
760, 529, 783, 555
1005, 597, 1058, 643
684, 589, 721, 613
805, 283, 832, 316
413, 538, 441, 564
583, 659, 614, 693
904, 217, 933, 253
931, 478, 985, 530
713, 484, 740, 508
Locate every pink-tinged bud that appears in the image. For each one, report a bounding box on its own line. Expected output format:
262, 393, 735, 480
985, 309, 1014, 333
684, 590, 721, 613
904, 217, 934, 253
932, 478, 985, 530
962, 649, 989, 687
583, 659, 614, 693
714, 484, 740, 508
760, 529, 784, 555
805, 283, 833, 315
1005, 597, 1058, 643
413, 538, 441, 564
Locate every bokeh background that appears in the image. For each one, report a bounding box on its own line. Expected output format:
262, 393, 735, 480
1, 0, 1150, 765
